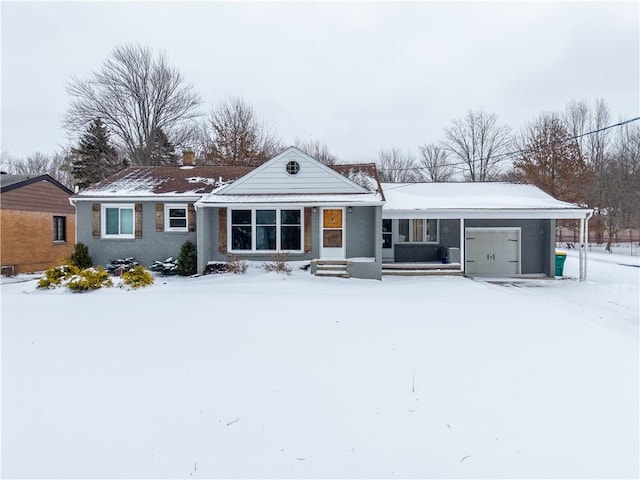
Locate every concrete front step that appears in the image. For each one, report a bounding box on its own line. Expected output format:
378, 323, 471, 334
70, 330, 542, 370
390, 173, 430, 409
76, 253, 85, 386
382, 262, 461, 270
383, 269, 463, 276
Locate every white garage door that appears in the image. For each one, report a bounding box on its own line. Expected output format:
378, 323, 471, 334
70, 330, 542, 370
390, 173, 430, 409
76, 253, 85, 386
465, 228, 520, 275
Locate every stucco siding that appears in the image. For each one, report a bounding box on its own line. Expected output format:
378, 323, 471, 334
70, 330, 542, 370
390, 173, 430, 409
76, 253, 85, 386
76, 201, 197, 268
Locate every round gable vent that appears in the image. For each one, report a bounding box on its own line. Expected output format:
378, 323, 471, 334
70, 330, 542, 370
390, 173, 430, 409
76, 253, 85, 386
286, 160, 300, 175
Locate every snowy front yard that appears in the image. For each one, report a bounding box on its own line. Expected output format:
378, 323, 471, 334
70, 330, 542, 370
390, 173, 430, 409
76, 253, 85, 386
1, 252, 638, 478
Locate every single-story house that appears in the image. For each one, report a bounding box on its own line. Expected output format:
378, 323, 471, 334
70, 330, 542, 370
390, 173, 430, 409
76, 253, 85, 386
71, 147, 593, 280
1, 173, 76, 274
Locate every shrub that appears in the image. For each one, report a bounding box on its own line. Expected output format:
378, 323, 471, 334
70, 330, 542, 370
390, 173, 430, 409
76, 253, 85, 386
227, 255, 248, 274
177, 241, 197, 276
38, 264, 79, 289
150, 257, 178, 275
106, 258, 138, 276
121, 265, 154, 289
66, 267, 113, 292
263, 253, 291, 275
69, 242, 93, 269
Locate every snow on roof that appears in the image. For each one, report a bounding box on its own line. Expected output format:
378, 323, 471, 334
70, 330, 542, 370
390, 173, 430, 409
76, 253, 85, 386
76, 166, 254, 197
382, 182, 588, 211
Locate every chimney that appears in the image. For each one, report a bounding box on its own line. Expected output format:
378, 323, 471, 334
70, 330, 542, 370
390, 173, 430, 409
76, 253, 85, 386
182, 150, 195, 166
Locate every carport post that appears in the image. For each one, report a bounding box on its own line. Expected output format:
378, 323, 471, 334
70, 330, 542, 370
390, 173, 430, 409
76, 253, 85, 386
579, 217, 585, 281
459, 217, 465, 274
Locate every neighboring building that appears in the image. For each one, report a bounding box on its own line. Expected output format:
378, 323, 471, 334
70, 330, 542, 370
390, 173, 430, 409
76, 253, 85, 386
1, 173, 76, 274
71, 147, 593, 280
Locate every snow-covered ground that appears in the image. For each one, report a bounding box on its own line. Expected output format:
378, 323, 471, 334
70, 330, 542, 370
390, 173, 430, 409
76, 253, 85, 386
1, 252, 638, 478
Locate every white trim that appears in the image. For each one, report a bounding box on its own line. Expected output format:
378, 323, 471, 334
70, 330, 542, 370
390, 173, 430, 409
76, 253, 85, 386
464, 227, 521, 275
227, 207, 304, 254
394, 218, 439, 244
164, 203, 189, 232
383, 209, 592, 220
320, 207, 346, 259
101, 203, 135, 239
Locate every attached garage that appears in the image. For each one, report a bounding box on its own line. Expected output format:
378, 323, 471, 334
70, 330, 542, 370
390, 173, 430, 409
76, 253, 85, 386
465, 227, 520, 275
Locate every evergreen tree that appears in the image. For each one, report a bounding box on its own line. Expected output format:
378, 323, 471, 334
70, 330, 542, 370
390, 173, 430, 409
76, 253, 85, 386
148, 127, 178, 166
71, 118, 122, 189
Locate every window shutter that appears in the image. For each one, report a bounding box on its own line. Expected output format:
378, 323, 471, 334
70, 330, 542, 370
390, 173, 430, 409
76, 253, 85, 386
135, 204, 143, 239
188, 204, 196, 232
92, 203, 100, 238
156, 203, 164, 232
304, 207, 312, 253
219, 208, 227, 253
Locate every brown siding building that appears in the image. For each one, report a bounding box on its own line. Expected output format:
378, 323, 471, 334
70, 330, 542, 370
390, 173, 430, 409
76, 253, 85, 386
1, 174, 76, 274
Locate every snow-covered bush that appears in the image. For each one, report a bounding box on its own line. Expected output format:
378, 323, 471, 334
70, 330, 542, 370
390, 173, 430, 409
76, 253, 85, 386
227, 255, 248, 274
121, 265, 154, 289
150, 257, 178, 275
66, 267, 113, 292
263, 253, 291, 275
106, 258, 138, 276
38, 265, 80, 289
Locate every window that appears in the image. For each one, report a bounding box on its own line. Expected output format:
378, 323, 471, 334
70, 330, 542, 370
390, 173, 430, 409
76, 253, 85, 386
102, 204, 134, 238
382, 219, 392, 249
397, 219, 438, 243
286, 160, 300, 175
230, 208, 302, 252
53, 216, 66, 242
165, 204, 188, 232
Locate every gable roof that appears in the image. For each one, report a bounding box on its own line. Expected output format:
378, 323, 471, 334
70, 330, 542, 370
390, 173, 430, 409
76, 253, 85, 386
381, 182, 592, 219
216, 146, 373, 196
74, 165, 254, 198
0, 173, 74, 195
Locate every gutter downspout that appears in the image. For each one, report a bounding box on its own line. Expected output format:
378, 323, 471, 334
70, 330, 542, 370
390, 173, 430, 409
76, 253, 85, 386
579, 210, 594, 282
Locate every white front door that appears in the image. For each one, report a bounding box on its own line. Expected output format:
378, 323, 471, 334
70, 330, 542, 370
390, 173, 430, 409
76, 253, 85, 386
320, 207, 345, 259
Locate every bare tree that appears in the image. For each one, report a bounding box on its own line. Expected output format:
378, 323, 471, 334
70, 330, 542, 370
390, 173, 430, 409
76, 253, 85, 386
199, 97, 281, 166
443, 110, 512, 181
376, 148, 419, 182
417, 143, 455, 181
513, 112, 591, 204
293, 138, 338, 165
1, 150, 75, 188
63, 44, 202, 165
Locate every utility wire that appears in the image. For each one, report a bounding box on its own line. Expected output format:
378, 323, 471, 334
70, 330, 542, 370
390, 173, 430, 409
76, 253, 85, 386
378, 115, 640, 172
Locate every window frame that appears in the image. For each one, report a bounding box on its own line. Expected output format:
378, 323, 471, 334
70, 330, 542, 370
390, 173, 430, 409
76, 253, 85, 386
396, 218, 439, 244
228, 207, 304, 253
164, 203, 189, 232
101, 204, 135, 239
53, 215, 66, 243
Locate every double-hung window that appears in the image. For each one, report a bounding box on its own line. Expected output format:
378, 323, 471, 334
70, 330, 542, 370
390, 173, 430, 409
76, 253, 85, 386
231, 208, 302, 252
165, 204, 188, 232
53, 216, 66, 242
397, 219, 438, 243
102, 204, 135, 238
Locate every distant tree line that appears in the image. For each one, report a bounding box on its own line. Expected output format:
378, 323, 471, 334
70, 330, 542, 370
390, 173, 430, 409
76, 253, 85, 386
1, 43, 637, 248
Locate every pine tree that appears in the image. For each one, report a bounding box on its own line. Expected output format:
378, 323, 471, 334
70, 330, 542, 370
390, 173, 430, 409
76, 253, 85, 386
148, 127, 178, 166
71, 118, 122, 189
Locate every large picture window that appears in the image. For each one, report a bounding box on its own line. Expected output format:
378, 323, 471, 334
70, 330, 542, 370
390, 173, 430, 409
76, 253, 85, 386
230, 208, 302, 252
102, 204, 135, 238
397, 219, 438, 243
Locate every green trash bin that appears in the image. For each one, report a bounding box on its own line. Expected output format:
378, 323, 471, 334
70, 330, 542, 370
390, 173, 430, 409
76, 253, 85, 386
555, 251, 567, 276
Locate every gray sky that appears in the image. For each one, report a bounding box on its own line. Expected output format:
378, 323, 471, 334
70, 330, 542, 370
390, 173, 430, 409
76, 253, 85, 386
1, 1, 638, 163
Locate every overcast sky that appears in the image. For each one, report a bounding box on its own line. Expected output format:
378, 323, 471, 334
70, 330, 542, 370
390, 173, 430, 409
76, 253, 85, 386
1, 1, 638, 163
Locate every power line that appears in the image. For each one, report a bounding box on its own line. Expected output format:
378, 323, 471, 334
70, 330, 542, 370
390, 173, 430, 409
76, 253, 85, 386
378, 115, 640, 172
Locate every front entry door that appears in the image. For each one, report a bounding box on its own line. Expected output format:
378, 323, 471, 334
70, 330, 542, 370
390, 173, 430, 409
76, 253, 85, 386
321, 208, 345, 259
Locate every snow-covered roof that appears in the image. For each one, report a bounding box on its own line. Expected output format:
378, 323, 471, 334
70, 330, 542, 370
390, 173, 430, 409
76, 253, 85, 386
382, 182, 592, 219
74, 166, 254, 198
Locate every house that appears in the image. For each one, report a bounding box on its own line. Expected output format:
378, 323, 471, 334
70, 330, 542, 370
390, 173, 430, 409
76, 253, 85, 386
71, 147, 593, 280
1, 173, 76, 275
